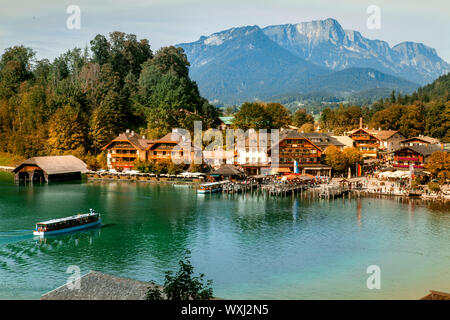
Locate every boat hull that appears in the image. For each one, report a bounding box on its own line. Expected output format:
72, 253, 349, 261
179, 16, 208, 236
33, 219, 101, 236
197, 188, 222, 194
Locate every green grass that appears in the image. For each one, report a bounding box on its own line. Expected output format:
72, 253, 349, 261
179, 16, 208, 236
0, 152, 24, 167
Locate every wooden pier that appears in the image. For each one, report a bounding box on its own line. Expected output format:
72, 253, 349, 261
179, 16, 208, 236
263, 184, 308, 197
318, 184, 350, 199
222, 182, 258, 194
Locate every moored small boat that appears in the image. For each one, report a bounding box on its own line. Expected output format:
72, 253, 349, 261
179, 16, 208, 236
197, 181, 228, 194
33, 209, 101, 236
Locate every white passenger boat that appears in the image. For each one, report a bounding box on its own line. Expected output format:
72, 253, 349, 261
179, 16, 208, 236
33, 209, 101, 236
197, 181, 228, 194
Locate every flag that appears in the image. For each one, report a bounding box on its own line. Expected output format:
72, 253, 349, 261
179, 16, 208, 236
294, 160, 299, 174
357, 163, 362, 177
409, 164, 415, 180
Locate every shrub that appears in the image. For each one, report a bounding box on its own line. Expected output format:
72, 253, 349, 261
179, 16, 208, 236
146, 250, 213, 300
428, 182, 441, 193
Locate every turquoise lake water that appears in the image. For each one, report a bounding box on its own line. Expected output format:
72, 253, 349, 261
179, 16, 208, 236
0, 180, 449, 299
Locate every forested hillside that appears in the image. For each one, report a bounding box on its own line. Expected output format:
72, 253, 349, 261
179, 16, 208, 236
0, 32, 219, 165
319, 73, 450, 140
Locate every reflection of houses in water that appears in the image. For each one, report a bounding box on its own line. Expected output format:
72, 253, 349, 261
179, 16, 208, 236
356, 198, 362, 227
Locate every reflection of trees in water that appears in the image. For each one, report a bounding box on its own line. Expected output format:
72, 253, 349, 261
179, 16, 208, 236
224, 195, 318, 238
395, 196, 450, 213
426, 201, 450, 213
82, 182, 197, 271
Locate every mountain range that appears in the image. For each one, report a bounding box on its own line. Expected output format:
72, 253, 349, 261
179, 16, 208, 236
177, 18, 449, 105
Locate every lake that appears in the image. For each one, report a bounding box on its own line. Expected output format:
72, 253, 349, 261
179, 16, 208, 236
0, 179, 449, 299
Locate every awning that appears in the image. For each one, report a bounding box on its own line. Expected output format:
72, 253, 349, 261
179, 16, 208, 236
274, 167, 291, 173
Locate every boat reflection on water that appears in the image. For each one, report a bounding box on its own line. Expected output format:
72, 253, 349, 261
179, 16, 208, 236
33, 224, 114, 245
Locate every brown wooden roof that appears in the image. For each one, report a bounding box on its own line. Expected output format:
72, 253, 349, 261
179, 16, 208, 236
368, 130, 401, 141
348, 128, 380, 141
401, 136, 440, 144
101, 132, 154, 151
421, 290, 450, 300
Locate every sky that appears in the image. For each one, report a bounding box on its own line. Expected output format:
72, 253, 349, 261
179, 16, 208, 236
0, 0, 449, 61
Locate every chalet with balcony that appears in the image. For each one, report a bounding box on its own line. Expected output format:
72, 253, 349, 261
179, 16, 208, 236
400, 135, 441, 147
368, 130, 405, 152
101, 130, 153, 170
102, 129, 195, 170
146, 131, 190, 163
391, 144, 442, 169
348, 128, 380, 158
268, 130, 331, 176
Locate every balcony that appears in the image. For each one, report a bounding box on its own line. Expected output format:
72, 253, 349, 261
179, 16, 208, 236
393, 164, 424, 169
112, 162, 134, 168
351, 135, 372, 140
395, 157, 420, 162
111, 153, 137, 158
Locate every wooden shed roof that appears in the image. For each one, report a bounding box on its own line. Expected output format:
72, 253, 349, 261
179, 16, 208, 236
212, 164, 243, 176
13, 155, 88, 175
40, 271, 158, 300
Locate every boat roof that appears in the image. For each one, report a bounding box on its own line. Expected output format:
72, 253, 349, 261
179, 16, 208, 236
37, 212, 99, 225
200, 181, 229, 187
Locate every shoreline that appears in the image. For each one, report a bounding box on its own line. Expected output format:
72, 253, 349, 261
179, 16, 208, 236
84, 175, 449, 202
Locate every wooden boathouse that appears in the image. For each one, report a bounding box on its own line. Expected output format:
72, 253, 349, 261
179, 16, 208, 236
13, 155, 88, 183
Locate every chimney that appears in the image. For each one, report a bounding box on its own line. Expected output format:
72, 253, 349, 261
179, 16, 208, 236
126, 129, 130, 133
359, 117, 363, 129
131, 131, 134, 136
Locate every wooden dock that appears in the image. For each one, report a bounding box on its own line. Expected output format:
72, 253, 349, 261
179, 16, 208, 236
318, 184, 350, 199
222, 182, 258, 194
263, 184, 308, 197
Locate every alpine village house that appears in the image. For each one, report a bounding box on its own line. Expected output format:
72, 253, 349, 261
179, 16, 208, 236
101, 130, 190, 170
101, 118, 445, 176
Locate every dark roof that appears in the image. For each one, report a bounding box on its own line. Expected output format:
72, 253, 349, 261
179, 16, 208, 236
13, 155, 88, 175
40, 271, 159, 300
392, 144, 443, 156
269, 130, 322, 152
298, 132, 345, 147
212, 164, 243, 176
